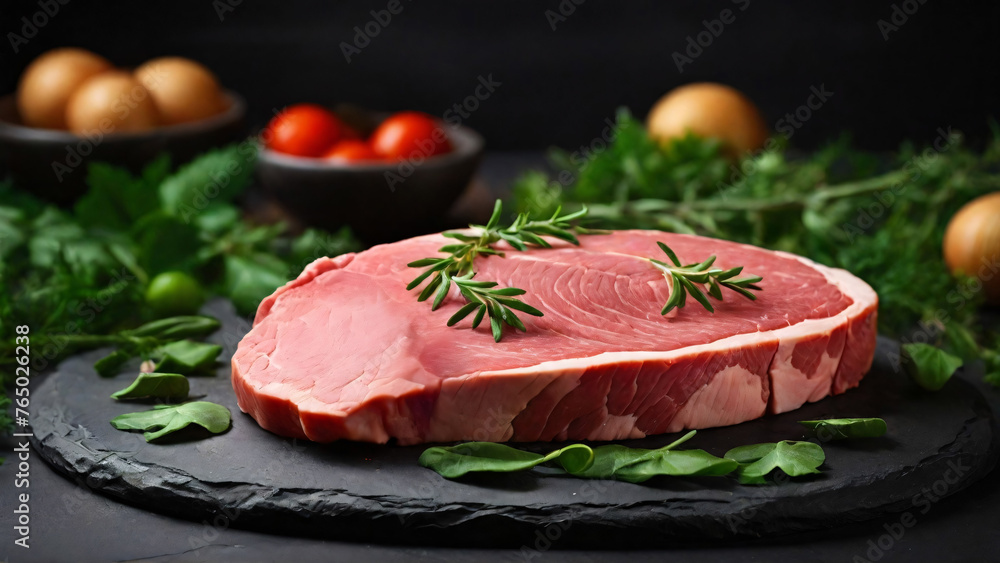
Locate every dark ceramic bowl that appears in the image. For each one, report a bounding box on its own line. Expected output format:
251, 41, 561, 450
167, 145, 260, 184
0, 91, 246, 206
255, 108, 484, 244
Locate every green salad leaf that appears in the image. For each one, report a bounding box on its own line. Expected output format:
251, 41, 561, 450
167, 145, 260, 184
902, 343, 964, 391
725, 441, 825, 485
571, 430, 734, 482
419, 424, 894, 485
799, 418, 887, 440
111, 373, 189, 401
577, 445, 737, 483
110, 401, 231, 441
418, 442, 594, 478
422, 431, 735, 482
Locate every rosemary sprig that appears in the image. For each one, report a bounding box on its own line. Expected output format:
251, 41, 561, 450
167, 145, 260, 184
651, 242, 763, 315
445, 273, 544, 343
407, 200, 589, 342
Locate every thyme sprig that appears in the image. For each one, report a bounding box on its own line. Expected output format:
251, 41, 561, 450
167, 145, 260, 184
651, 242, 763, 315
407, 200, 589, 342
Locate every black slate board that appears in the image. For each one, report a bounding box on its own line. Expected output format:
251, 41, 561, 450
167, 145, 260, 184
29, 301, 1000, 549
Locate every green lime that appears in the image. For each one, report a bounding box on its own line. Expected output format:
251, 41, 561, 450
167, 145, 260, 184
145, 271, 205, 317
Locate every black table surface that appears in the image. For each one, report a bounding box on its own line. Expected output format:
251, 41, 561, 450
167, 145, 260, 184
3, 152, 1000, 562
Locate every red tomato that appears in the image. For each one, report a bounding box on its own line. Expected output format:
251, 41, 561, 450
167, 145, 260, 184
370, 111, 452, 161
266, 104, 343, 157
324, 140, 381, 163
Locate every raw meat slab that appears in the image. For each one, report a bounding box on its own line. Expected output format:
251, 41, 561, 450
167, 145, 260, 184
233, 231, 877, 444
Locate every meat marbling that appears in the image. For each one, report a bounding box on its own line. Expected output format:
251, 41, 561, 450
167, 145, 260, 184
232, 230, 878, 444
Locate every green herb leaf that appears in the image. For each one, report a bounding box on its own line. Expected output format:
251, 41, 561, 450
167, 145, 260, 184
289, 227, 360, 267
0, 147, 362, 436
111, 372, 190, 401
192, 203, 241, 235
153, 340, 222, 375
511, 110, 1000, 387
222, 254, 290, 316
122, 316, 221, 341
651, 242, 762, 315
902, 343, 963, 391
407, 199, 589, 342
0, 395, 11, 442
612, 449, 738, 483
798, 418, 887, 440
131, 212, 202, 276
575, 440, 737, 483
94, 350, 134, 378
725, 441, 825, 485
75, 156, 169, 231
110, 401, 231, 442
572, 430, 734, 482
444, 274, 543, 342
159, 146, 255, 219
418, 442, 594, 478
89, 317, 222, 380
420, 431, 736, 483
27, 208, 119, 279
985, 368, 1000, 387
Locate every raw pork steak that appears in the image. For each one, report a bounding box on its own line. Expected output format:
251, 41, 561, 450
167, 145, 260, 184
232, 231, 877, 444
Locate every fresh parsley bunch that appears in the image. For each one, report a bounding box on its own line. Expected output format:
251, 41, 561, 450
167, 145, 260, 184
513, 109, 1000, 387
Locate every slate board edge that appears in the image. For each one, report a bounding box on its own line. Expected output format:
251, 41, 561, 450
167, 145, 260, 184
29, 372, 1000, 549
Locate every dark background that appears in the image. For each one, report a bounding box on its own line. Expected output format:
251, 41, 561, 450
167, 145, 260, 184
2, 0, 999, 151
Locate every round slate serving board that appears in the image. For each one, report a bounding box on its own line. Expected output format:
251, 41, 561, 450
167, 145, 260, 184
29, 302, 1000, 548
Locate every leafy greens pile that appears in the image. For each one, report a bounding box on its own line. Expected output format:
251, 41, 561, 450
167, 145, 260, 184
420, 418, 886, 484
0, 145, 359, 433
513, 109, 1000, 387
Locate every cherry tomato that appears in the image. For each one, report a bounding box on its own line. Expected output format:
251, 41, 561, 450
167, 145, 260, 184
266, 104, 343, 157
145, 271, 204, 317
370, 111, 452, 161
324, 140, 381, 163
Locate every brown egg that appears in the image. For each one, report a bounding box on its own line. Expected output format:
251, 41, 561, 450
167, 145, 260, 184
134, 57, 224, 125
647, 83, 768, 158
16, 48, 113, 129
65, 72, 159, 134
943, 192, 1000, 303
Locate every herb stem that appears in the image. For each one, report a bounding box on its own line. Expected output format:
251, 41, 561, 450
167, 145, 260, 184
587, 168, 912, 218
650, 242, 763, 315
663, 429, 697, 450
408, 200, 590, 342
